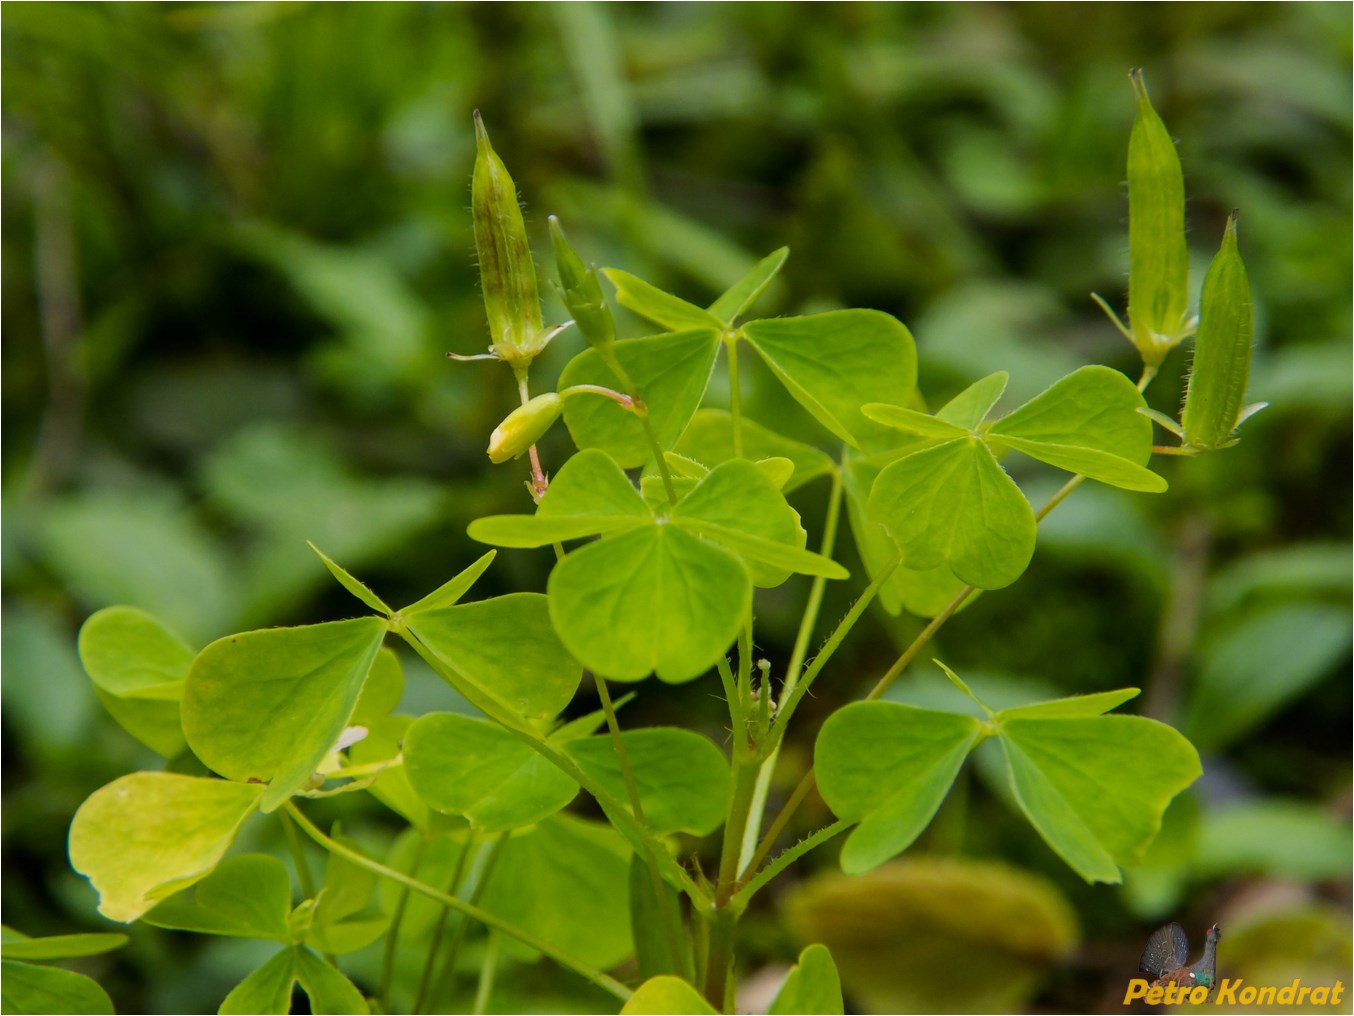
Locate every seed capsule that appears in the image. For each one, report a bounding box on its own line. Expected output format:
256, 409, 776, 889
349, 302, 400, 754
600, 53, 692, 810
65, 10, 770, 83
1182, 214, 1254, 450
1127, 69, 1191, 366
487, 393, 564, 463
472, 111, 546, 368
549, 216, 615, 352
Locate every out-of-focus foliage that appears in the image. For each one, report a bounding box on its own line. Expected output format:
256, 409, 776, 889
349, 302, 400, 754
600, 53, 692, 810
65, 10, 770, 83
3, 4, 1348, 1013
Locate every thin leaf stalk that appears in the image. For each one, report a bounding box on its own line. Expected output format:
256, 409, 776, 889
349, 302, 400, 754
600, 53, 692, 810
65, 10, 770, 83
516, 371, 549, 501
380, 832, 429, 1009
593, 671, 686, 973
472, 933, 500, 1015
428, 833, 509, 1012
600, 347, 679, 506
770, 548, 904, 742
725, 336, 744, 458
738, 472, 842, 871
282, 803, 634, 1003
413, 830, 478, 1014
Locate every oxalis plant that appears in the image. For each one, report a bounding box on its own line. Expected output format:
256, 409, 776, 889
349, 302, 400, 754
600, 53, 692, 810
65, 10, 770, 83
45, 71, 1264, 1016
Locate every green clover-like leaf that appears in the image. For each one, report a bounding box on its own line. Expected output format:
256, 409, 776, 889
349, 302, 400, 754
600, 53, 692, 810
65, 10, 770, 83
996, 713, 1200, 883
816, 702, 983, 874
69, 773, 263, 923
986, 366, 1166, 492
741, 310, 917, 450
559, 329, 721, 468
182, 617, 387, 811
868, 438, 1036, 590
472, 450, 844, 682
404, 712, 578, 830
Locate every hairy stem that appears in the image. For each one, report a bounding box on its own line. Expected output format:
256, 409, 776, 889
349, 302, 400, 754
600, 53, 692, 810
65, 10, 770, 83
739, 472, 842, 871
772, 549, 904, 739
733, 820, 850, 908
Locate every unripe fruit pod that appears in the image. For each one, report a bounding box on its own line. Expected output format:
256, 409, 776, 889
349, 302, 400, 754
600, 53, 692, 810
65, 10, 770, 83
487, 393, 563, 463
472, 112, 546, 368
1127, 69, 1191, 366
1182, 214, 1254, 450
549, 216, 615, 352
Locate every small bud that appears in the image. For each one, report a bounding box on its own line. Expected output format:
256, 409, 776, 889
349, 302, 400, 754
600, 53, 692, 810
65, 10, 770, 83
487, 392, 563, 463
549, 216, 615, 352
1127, 69, 1191, 365
472, 111, 546, 368
1182, 213, 1255, 450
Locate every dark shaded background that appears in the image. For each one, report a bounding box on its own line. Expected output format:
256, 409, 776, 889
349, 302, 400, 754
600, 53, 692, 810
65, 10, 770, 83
4, 3, 1350, 1012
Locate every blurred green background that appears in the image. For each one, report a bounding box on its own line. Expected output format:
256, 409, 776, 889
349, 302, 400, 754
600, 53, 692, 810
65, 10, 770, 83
3, 3, 1350, 1013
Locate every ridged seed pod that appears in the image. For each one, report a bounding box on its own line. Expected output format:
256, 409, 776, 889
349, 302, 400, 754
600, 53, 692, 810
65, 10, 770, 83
1182, 214, 1254, 450
549, 216, 615, 353
472, 111, 546, 368
1127, 69, 1191, 366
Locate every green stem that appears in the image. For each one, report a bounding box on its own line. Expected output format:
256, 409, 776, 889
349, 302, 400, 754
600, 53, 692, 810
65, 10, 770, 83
732, 820, 850, 908
279, 809, 318, 901
701, 906, 739, 1012
473, 934, 500, 1015
736, 614, 753, 708
726, 337, 743, 459
414, 831, 477, 1014
739, 769, 817, 884
380, 832, 429, 1009
278, 810, 337, 967
716, 654, 742, 733
783, 470, 845, 693
512, 370, 551, 502
1033, 474, 1085, 524
706, 645, 762, 1009
429, 833, 509, 1012
594, 672, 686, 973
636, 401, 678, 505
739, 470, 843, 871
769, 549, 904, 744
602, 348, 679, 506
865, 582, 971, 702
715, 758, 760, 907
282, 803, 634, 1003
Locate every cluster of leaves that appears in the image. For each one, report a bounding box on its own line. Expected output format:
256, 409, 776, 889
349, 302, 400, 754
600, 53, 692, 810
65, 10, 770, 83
4, 6, 1349, 1015
48, 74, 1237, 1014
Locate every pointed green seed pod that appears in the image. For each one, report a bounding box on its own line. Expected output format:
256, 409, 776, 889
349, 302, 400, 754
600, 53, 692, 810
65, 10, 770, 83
1182, 214, 1254, 450
549, 216, 615, 353
487, 392, 563, 463
1127, 69, 1191, 366
472, 111, 546, 369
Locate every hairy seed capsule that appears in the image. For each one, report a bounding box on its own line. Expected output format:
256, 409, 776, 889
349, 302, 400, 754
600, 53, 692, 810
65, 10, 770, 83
1127, 69, 1191, 366
472, 111, 545, 368
487, 392, 563, 463
549, 216, 615, 352
1182, 214, 1253, 450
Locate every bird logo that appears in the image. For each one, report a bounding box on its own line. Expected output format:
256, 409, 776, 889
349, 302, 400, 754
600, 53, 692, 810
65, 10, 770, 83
1139, 923, 1221, 993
